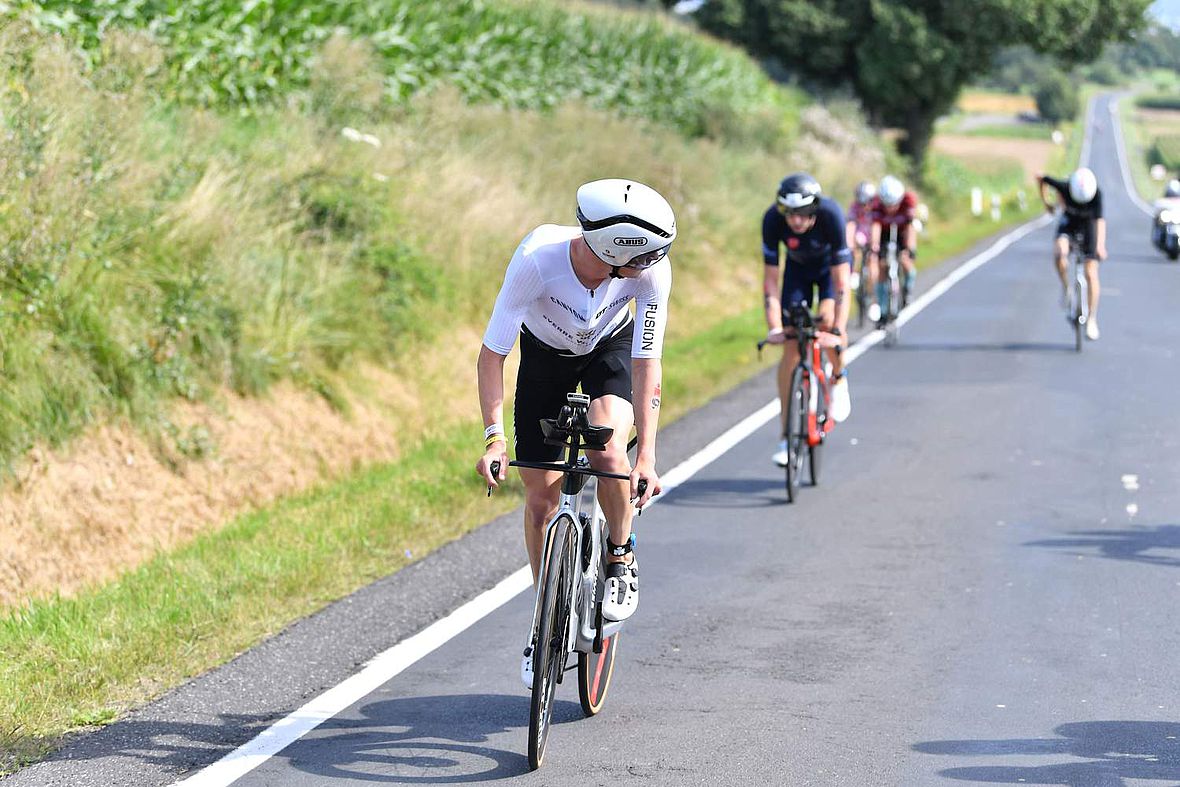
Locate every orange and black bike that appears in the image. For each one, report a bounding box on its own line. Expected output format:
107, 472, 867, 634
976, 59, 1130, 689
760, 305, 840, 502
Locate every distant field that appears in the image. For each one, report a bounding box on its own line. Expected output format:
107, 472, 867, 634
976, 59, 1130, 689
958, 91, 1037, 115
963, 123, 1053, 140
932, 135, 1056, 179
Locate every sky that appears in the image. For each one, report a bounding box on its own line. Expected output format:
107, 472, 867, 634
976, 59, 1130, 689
1153, 0, 1180, 29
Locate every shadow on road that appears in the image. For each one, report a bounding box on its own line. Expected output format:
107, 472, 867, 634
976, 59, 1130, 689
37, 693, 575, 783
1025, 524, 1180, 568
278, 693, 581, 782
913, 720, 1180, 785
661, 477, 786, 508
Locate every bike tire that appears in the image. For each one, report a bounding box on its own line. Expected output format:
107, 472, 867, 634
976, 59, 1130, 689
785, 365, 806, 503
578, 631, 619, 716
528, 515, 576, 770
1073, 275, 1085, 353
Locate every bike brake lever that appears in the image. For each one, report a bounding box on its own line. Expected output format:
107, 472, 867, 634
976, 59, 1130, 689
634, 479, 649, 514
487, 460, 501, 497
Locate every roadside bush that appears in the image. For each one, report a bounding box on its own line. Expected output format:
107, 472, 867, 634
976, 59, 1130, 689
1033, 69, 1079, 124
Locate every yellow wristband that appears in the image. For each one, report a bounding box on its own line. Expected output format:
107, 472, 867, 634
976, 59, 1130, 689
484, 434, 506, 448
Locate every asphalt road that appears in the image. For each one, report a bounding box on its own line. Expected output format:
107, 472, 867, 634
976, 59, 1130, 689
8, 93, 1179, 787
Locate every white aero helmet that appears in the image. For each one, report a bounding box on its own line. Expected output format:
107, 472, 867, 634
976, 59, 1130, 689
576, 179, 676, 269
1069, 167, 1098, 204
879, 175, 905, 207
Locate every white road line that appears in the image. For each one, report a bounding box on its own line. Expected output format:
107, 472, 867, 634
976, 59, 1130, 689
172, 190, 1060, 787
1080, 94, 1097, 169
1108, 94, 1156, 217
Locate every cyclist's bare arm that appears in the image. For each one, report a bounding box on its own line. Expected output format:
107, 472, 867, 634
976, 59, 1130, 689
1034, 174, 1058, 213
763, 263, 784, 341
631, 357, 662, 506
476, 344, 509, 486
845, 220, 858, 250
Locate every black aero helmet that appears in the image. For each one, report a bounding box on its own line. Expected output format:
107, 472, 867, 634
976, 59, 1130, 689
777, 173, 822, 216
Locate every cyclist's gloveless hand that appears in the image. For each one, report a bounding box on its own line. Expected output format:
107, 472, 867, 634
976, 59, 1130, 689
630, 457, 660, 509
1097, 244, 1108, 261
476, 441, 508, 488
764, 327, 787, 345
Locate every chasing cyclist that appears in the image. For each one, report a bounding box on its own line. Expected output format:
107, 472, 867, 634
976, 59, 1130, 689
763, 173, 852, 467
868, 175, 918, 323
1035, 167, 1106, 340
846, 180, 877, 321
475, 179, 672, 686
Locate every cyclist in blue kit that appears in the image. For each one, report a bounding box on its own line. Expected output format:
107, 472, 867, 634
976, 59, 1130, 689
762, 173, 851, 467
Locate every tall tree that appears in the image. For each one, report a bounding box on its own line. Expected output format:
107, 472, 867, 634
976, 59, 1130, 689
689, 0, 1151, 170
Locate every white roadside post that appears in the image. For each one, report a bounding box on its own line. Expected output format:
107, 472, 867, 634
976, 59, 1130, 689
971, 187, 983, 217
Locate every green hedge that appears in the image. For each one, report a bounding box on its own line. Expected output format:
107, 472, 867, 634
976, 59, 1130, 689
1136, 94, 1180, 110
9, 0, 802, 139
1151, 134, 1180, 170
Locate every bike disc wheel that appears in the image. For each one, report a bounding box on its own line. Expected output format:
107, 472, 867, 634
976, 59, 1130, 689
528, 516, 575, 770
785, 366, 806, 502
578, 631, 619, 716
1073, 278, 1085, 353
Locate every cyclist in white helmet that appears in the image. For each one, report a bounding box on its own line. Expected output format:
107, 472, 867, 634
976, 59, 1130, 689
476, 179, 673, 686
1035, 167, 1107, 340
867, 174, 919, 321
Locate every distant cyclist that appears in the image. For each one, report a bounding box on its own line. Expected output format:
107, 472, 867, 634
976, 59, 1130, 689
846, 180, 877, 304
1035, 167, 1106, 340
763, 172, 852, 467
868, 175, 918, 322
475, 179, 673, 685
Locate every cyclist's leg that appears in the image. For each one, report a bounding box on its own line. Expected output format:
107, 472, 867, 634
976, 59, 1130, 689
1084, 258, 1101, 319
585, 394, 634, 557
777, 271, 809, 435
1053, 222, 1070, 291
580, 325, 637, 560
514, 333, 580, 583
816, 263, 842, 377
520, 470, 563, 582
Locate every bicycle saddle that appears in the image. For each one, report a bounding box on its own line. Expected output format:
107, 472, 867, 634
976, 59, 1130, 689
540, 418, 614, 451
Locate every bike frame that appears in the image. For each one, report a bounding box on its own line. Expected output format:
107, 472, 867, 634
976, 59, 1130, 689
788, 308, 836, 447
508, 397, 629, 658
1067, 233, 1089, 325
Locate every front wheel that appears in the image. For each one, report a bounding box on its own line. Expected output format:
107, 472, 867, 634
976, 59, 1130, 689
528, 516, 576, 770
784, 365, 807, 503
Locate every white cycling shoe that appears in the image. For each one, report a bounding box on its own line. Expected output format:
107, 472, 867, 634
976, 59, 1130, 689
772, 438, 789, 467
831, 374, 852, 423
521, 645, 534, 689
1086, 318, 1100, 341
867, 302, 882, 323
602, 558, 639, 622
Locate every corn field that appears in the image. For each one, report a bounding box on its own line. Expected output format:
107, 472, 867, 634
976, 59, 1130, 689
7, 0, 800, 137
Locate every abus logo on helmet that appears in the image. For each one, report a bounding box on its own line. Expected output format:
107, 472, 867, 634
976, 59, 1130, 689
613, 237, 647, 247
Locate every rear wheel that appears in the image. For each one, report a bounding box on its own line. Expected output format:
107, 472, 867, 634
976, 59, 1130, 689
1073, 274, 1085, 353
578, 631, 619, 716
784, 365, 807, 503
528, 516, 576, 770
